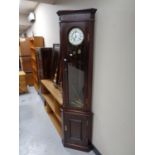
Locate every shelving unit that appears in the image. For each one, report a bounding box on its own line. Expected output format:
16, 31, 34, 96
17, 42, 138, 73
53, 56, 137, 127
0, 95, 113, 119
41, 79, 63, 136
30, 37, 44, 91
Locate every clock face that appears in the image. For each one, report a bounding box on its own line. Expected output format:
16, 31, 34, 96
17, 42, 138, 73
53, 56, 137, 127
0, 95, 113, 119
68, 28, 84, 46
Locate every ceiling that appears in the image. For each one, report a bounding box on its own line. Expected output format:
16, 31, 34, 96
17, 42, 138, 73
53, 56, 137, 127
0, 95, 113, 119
19, 0, 56, 34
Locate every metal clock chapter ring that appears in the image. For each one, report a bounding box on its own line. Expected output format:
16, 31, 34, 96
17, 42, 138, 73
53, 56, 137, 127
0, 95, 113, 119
68, 28, 84, 46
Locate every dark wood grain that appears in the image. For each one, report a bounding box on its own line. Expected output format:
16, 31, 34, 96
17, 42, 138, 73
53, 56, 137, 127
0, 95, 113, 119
36, 48, 53, 80
51, 44, 61, 81
57, 8, 97, 152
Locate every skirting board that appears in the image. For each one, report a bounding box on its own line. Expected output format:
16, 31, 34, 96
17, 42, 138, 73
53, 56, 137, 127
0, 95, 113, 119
93, 145, 102, 155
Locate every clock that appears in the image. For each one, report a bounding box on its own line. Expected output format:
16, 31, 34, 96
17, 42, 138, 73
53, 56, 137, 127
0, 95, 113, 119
57, 8, 97, 152
68, 28, 84, 46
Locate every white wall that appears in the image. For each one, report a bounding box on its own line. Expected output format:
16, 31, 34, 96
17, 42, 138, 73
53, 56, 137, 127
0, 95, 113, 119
19, 14, 29, 26
26, 0, 135, 154
26, 4, 59, 46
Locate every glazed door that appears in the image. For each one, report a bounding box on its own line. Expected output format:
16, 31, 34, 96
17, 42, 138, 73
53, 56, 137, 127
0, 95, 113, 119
61, 22, 90, 111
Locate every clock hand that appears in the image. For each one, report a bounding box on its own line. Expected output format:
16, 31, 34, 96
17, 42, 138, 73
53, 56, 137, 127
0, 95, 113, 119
74, 32, 77, 40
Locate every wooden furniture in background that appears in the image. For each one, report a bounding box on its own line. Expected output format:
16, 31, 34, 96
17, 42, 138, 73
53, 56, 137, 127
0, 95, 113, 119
51, 44, 60, 82
20, 38, 33, 85
19, 71, 27, 93
36, 48, 53, 81
30, 36, 44, 91
19, 38, 31, 56
41, 79, 63, 136
20, 56, 32, 72
38, 46, 63, 125
33, 47, 53, 95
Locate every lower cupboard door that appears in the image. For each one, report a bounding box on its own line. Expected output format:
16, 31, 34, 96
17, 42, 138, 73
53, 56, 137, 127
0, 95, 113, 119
63, 111, 92, 147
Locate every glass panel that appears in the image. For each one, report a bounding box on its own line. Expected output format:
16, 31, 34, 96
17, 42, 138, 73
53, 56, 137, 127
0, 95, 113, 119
68, 63, 84, 108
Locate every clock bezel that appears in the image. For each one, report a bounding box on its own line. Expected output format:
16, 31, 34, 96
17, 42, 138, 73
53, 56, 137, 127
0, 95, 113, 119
68, 27, 84, 46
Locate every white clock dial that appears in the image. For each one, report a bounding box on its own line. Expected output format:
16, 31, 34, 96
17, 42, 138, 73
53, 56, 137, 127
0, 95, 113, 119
68, 28, 84, 46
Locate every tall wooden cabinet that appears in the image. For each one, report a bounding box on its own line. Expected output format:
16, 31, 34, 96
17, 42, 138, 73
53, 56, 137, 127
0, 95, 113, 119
57, 9, 97, 152
30, 37, 44, 91
36, 48, 53, 81
35, 47, 53, 96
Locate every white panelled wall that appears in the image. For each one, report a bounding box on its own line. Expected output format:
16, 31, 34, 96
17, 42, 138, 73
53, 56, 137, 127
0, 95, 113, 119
26, 0, 135, 155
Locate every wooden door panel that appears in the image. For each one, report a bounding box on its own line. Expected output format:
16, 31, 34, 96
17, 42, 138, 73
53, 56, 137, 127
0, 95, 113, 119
63, 111, 92, 146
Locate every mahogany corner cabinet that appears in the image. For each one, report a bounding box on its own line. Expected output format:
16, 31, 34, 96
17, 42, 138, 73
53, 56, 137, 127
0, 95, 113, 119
57, 8, 97, 152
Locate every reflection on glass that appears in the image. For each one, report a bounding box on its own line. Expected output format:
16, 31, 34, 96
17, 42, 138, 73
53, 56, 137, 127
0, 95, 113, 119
68, 64, 84, 108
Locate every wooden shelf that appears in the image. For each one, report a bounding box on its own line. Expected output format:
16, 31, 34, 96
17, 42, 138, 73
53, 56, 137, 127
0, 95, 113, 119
33, 74, 38, 83
29, 36, 44, 91
41, 79, 63, 137
41, 80, 63, 105
30, 47, 35, 50
19, 71, 28, 93
34, 83, 39, 91
32, 65, 37, 72
44, 105, 62, 136
31, 56, 36, 61
42, 94, 61, 122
